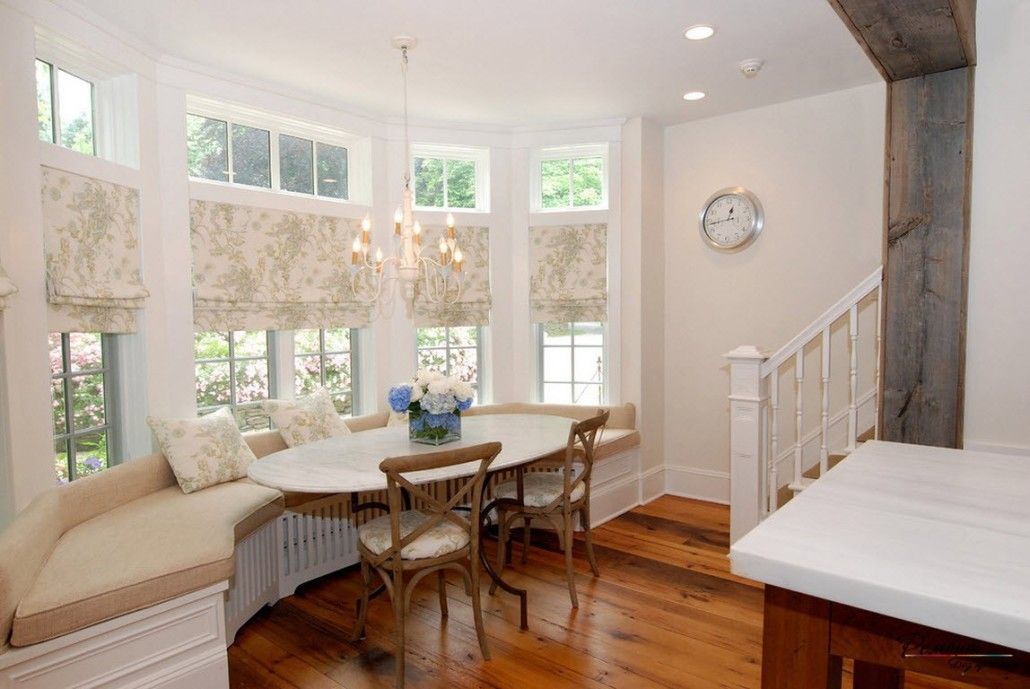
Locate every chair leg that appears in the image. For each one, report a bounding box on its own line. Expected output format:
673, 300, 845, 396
392, 568, 406, 689
351, 558, 371, 641
468, 561, 491, 660
437, 569, 449, 618
580, 504, 600, 577
563, 512, 578, 608
521, 516, 532, 564
491, 510, 508, 595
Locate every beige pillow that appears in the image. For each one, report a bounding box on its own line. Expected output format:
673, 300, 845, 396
261, 388, 351, 448
148, 407, 257, 493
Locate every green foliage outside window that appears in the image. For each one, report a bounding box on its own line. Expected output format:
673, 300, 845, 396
540, 156, 604, 209
186, 114, 229, 181
414, 156, 477, 209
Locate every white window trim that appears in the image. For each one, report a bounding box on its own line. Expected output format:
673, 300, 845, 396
411, 143, 491, 213
186, 96, 373, 206
536, 322, 608, 405
529, 143, 609, 213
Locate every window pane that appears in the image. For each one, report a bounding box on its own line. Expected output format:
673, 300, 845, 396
448, 348, 478, 386
542, 322, 573, 346
573, 383, 604, 405
74, 432, 108, 477
195, 362, 231, 407
540, 159, 571, 208
71, 373, 105, 430
57, 69, 94, 155
316, 143, 349, 199
417, 327, 447, 349
235, 360, 269, 403
293, 329, 321, 355
446, 159, 476, 209
69, 332, 103, 372
55, 439, 70, 484
331, 393, 353, 416
574, 346, 604, 383
232, 330, 268, 358
573, 322, 605, 346
414, 157, 444, 207
417, 348, 447, 373
294, 354, 321, 396
280, 134, 314, 194
447, 326, 478, 347
543, 383, 572, 404
194, 331, 230, 360
543, 347, 572, 382
186, 114, 229, 182
323, 328, 351, 352
48, 333, 64, 376
51, 380, 66, 438
572, 157, 604, 207
231, 124, 271, 187
235, 405, 270, 432
323, 353, 351, 392
36, 60, 53, 143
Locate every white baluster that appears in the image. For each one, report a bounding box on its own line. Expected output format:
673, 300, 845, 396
874, 285, 883, 440
820, 327, 830, 476
848, 304, 859, 450
769, 372, 779, 512
793, 349, 804, 489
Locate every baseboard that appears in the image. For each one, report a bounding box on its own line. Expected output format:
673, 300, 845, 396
663, 466, 730, 505
638, 465, 665, 504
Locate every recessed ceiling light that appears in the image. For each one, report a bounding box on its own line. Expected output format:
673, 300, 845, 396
684, 25, 715, 41
683, 91, 706, 101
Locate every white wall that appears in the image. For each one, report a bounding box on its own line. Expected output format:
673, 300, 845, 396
963, 0, 1030, 455
661, 83, 885, 502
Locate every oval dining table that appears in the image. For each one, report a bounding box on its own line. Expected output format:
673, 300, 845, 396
248, 413, 578, 629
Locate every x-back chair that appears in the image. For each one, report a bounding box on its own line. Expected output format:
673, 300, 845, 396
351, 441, 501, 689
492, 409, 609, 608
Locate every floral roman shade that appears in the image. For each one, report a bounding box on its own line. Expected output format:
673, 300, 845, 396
0, 266, 16, 310
413, 225, 491, 327
529, 223, 607, 323
41, 167, 150, 333
190, 200, 373, 331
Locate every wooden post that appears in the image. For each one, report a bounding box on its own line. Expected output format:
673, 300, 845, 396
761, 586, 842, 689
725, 346, 768, 543
827, 0, 976, 448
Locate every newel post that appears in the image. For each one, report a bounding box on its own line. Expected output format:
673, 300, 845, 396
725, 346, 769, 543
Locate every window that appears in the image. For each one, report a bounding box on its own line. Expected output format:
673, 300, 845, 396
50, 333, 115, 482
187, 113, 350, 200
416, 326, 481, 401
294, 328, 357, 415
533, 145, 608, 211
35, 58, 96, 156
539, 322, 605, 404
194, 331, 275, 431
411, 145, 488, 211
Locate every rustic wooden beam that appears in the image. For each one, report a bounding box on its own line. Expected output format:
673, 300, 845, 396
826, 0, 977, 81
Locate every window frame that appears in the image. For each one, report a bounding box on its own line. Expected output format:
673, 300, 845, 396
291, 327, 361, 416
415, 325, 484, 400
185, 97, 371, 205
194, 330, 279, 430
537, 322, 607, 405
35, 57, 98, 157
530, 143, 609, 212
411, 144, 490, 212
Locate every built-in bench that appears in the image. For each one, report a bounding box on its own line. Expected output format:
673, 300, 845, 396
0, 402, 639, 688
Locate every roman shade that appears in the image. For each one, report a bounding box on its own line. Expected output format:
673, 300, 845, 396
413, 225, 491, 327
0, 266, 16, 309
529, 223, 607, 323
41, 167, 150, 333
190, 200, 373, 331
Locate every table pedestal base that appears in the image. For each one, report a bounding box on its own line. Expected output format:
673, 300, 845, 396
762, 586, 1030, 689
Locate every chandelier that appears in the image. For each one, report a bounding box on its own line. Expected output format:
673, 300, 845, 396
349, 35, 463, 315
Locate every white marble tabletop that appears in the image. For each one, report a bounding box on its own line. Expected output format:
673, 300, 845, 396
731, 440, 1030, 652
248, 414, 575, 493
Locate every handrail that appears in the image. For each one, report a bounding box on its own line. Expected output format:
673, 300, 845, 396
759, 267, 882, 378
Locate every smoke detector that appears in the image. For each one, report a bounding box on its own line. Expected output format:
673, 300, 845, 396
739, 59, 764, 78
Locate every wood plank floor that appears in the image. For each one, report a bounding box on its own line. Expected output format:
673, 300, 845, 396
228, 496, 968, 689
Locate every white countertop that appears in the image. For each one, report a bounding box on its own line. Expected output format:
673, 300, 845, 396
248, 413, 575, 493
731, 440, 1030, 652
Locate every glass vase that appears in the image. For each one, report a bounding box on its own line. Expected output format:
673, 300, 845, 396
408, 408, 462, 445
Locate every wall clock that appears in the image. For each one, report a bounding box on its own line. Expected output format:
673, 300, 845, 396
698, 187, 764, 251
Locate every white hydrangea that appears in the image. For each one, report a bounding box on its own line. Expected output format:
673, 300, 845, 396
409, 383, 424, 402
416, 368, 444, 386
453, 380, 475, 402
427, 377, 454, 396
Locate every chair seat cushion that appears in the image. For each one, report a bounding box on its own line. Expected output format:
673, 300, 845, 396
495, 472, 585, 508
10, 480, 283, 647
358, 510, 470, 560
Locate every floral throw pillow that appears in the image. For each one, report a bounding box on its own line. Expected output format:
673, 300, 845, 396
148, 407, 257, 494
261, 388, 351, 448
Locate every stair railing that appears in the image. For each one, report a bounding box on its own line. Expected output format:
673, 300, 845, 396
725, 266, 882, 543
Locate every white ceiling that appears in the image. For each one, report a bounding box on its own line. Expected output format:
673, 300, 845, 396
69, 0, 881, 128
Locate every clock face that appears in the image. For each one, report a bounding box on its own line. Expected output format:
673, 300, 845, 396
699, 188, 763, 250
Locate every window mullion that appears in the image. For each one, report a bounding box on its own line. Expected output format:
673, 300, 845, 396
227, 332, 237, 410
51, 67, 62, 146
270, 129, 281, 192
61, 335, 76, 479
226, 123, 235, 185
442, 159, 449, 209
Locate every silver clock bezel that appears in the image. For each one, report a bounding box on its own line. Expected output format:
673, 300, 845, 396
698, 186, 764, 251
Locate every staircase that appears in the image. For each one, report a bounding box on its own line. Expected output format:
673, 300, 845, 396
725, 267, 882, 542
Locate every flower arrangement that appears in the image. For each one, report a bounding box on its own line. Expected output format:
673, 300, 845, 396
389, 369, 474, 445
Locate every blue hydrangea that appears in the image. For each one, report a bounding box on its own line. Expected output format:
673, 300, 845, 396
424, 412, 461, 433
388, 384, 413, 412
456, 397, 473, 412
420, 392, 457, 415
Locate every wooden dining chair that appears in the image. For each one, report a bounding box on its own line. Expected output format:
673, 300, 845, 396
350, 441, 501, 689
491, 409, 609, 608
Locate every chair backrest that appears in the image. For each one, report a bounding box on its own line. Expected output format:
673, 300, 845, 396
561, 409, 610, 501
374, 442, 502, 566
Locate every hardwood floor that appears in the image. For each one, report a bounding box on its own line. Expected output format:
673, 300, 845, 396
228, 496, 968, 689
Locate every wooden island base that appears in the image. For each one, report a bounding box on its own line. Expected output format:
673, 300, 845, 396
762, 586, 1030, 689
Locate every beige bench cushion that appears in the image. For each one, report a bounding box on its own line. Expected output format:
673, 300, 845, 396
596, 428, 641, 460
10, 481, 283, 647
